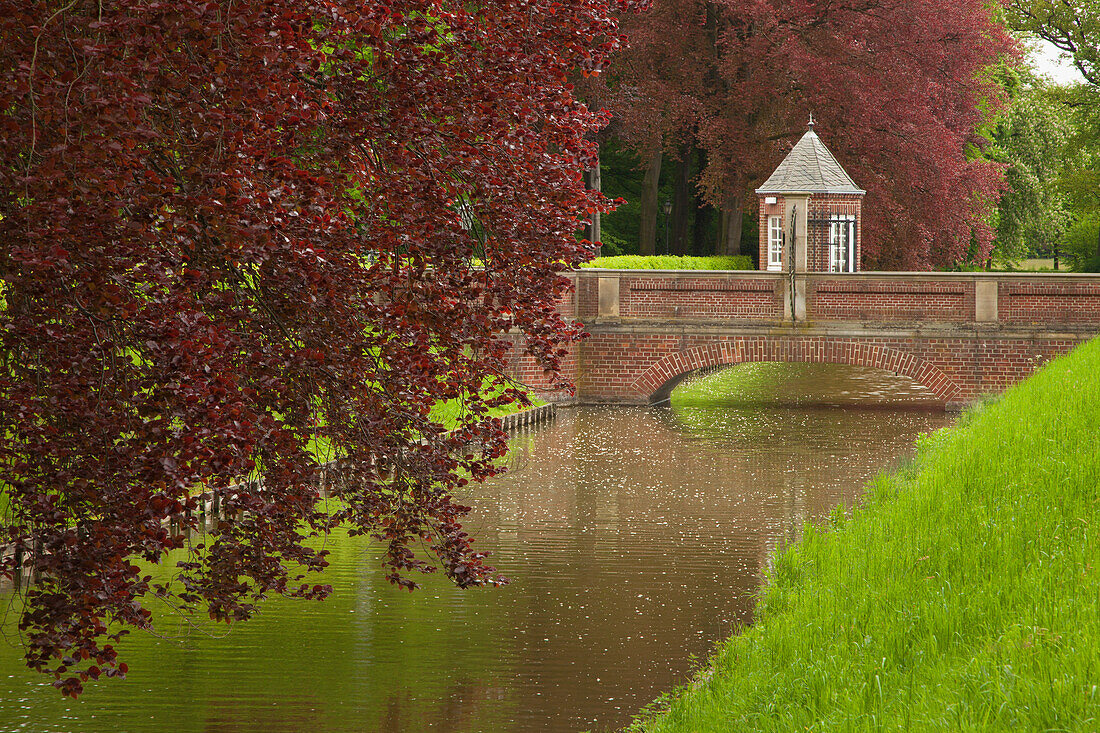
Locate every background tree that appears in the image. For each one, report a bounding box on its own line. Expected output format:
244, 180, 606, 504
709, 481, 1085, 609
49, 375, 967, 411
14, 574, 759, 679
1001, 1, 1100, 268
0, 0, 625, 696
1006, 0, 1100, 86
986, 67, 1073, 265
1056, 84, 1100, 268
596, 0, 1014, 269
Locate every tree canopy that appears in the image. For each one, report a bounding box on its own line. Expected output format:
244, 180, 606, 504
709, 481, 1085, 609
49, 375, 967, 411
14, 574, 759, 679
0, 0, 626, 696
992, 1, 1100, 269
594, 0, 1015, 268
986, 67, 1074, 263
1006, 0, 1100, 86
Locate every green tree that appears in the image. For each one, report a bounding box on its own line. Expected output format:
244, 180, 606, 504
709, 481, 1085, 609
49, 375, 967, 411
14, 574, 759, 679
987, 68, 1073, 264
1054, 84, 1100, 267
1005, 1, 1100, 268
1006, 0, 1100, 86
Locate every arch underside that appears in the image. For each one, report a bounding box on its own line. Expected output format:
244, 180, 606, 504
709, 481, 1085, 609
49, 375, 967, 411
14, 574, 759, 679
636, 339, 962, 405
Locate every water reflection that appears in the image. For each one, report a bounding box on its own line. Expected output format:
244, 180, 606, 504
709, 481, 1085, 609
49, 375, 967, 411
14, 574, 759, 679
0, 365, 950, 733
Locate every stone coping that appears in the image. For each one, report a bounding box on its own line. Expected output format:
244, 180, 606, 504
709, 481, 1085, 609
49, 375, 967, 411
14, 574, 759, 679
575, 269, 1100, 280
583, 321, 1100, 339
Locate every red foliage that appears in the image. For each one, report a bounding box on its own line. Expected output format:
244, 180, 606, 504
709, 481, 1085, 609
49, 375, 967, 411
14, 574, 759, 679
603, 0, 1015, 268
0, 0, 624, 695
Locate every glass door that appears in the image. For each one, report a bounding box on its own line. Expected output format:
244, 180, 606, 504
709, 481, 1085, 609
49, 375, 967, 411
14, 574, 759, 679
829, 216, 856, 272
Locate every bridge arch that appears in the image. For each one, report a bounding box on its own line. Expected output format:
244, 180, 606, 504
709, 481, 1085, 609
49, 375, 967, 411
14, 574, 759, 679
635, 338, 963, 405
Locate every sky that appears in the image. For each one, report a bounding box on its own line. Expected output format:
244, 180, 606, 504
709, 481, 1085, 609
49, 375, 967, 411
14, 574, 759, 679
1029, 38, 1087, 85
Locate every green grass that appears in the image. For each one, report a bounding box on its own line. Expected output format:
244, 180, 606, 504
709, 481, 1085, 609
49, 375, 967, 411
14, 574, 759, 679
631, 339, 1100, 731
427, 389, 545, 430
949, 259, 1060, 273
1020, 258, 1058, 271
582, 255, 754, 270
671, 363, 789, 408
301, 389, 544, 466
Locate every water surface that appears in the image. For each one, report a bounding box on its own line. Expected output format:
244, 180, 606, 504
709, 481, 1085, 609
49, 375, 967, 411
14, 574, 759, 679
0, 364, 951, 732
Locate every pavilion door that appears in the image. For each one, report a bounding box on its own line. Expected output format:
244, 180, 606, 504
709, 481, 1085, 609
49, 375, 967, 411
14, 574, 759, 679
829, 216, 856, 273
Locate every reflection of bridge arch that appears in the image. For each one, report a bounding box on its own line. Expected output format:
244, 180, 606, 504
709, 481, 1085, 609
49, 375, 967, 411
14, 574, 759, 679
635, 338, 962, 405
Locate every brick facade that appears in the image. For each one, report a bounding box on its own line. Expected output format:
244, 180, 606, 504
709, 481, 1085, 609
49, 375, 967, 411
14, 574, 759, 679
757, 194, 863, 272
808, 195, 863, 272
757, 197, 784, 272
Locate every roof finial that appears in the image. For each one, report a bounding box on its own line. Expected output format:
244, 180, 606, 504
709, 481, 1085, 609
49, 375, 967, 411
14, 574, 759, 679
808, 112, 816, 129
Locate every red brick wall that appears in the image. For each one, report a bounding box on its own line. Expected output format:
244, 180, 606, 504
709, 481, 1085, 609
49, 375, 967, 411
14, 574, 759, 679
807, 194, 862, 272
576, 271, 597, 319
807, 277, 974, 322
1001, 282, 1100, 324
757, 197, 784, 271
504, 272, 579, 401
619, 276, 784, 321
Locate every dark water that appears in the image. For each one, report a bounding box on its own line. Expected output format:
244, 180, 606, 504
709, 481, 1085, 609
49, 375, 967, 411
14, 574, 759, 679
0, 365, 950, 733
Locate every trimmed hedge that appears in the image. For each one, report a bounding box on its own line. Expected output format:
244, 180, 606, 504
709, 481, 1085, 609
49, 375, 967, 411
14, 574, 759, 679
582, 255, 754, 270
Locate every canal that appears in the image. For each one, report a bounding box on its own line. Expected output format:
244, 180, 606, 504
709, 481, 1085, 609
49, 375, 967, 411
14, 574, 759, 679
0, 364, 951, 732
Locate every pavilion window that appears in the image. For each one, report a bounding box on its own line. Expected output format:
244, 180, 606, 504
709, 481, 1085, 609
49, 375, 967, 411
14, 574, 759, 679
768, 215, 784, 271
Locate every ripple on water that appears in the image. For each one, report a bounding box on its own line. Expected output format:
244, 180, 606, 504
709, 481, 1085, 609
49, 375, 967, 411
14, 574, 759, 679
0, 364, 950, 733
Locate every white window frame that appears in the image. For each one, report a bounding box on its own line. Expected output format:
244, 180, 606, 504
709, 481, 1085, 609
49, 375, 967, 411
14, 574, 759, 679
828, 215, 856, 273
767, 216, 783, 271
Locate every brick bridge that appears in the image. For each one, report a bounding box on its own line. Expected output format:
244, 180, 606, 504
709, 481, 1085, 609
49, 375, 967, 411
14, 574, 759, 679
509, 269, 1100, 410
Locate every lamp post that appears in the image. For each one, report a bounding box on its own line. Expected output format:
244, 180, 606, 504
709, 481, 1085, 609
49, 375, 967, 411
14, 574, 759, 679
662, 198, 672, 255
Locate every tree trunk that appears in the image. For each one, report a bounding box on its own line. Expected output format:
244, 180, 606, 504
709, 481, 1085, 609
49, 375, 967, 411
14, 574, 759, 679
691, 147, 711, 255
721, 193, 743, 257
717, 207, 728, 255
693, 202, 712, 256
671, 144, 691, 256
585, 163, 602, 257
638, 151, 662, 256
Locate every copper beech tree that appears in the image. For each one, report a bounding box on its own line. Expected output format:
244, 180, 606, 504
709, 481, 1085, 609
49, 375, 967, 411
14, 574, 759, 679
0, 0, 628, 695
603, 0, 1014, 268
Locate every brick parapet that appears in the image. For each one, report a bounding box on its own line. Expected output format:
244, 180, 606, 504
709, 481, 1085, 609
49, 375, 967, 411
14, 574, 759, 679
1000, 280, 1100, 324
575, 269, 786, 322
618, 275, 784, 322
806, 276, 975, 322
573, 270, 1100, 327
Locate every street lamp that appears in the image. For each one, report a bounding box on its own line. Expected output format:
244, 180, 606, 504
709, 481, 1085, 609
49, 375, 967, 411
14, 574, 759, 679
662, 199, 672, 255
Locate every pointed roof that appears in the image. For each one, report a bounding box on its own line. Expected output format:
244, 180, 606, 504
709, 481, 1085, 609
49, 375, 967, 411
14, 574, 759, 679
756, 120, 865, 195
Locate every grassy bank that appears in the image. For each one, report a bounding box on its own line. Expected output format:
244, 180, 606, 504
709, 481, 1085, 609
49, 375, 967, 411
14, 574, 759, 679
428, 390, 545, 430
304, 389, 545, 465
582, 255, 754, 270
671, 363, 796, 407
632, 340, 1100, 730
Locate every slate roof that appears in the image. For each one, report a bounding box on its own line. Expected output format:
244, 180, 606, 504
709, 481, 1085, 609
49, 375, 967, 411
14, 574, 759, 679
756, 127, 865, 195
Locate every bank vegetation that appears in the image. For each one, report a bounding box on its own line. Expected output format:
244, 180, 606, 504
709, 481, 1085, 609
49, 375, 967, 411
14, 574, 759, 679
631, 338, 1100, 730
